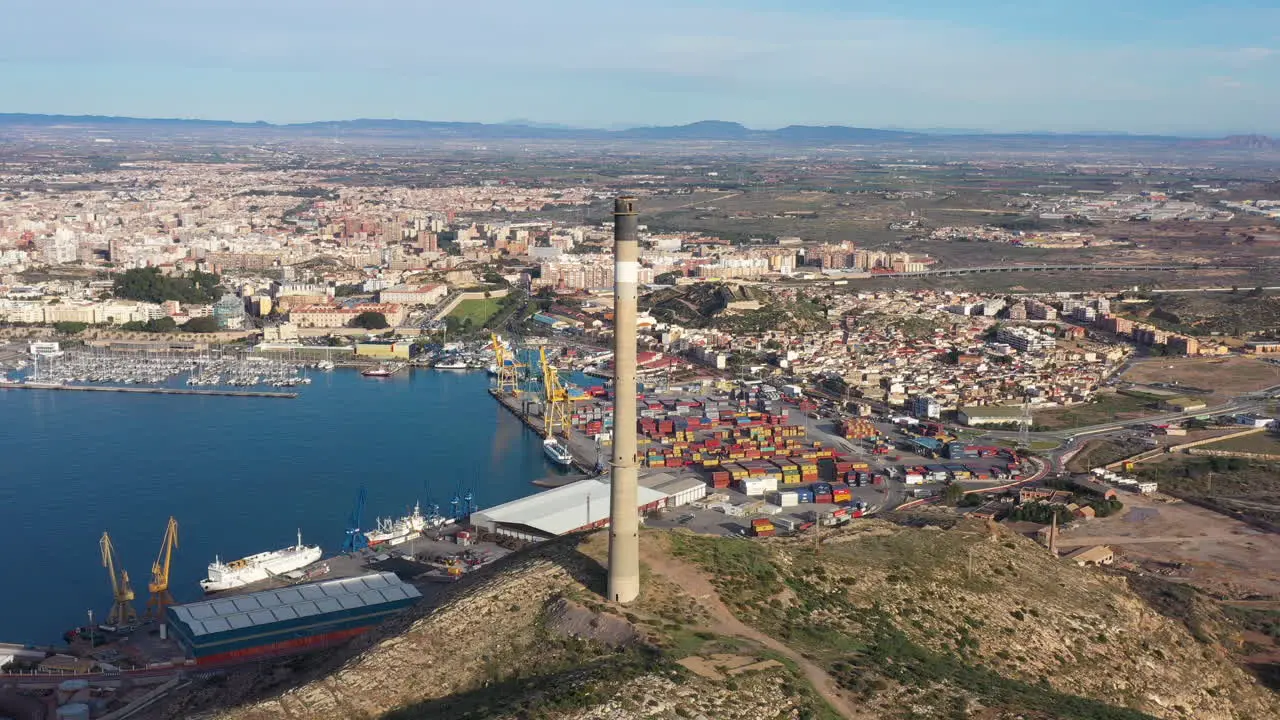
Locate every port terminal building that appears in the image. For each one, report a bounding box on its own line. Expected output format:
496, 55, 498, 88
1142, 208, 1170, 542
166, 572, 421, 665
471, 472, 707, 542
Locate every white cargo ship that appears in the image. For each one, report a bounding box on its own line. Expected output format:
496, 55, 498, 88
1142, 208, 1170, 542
543, 437, 574, 466
200, 530, 322, 593
364, 502, 430, 547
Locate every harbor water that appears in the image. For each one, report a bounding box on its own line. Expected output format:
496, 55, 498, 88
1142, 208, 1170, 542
0, 368, 576, 645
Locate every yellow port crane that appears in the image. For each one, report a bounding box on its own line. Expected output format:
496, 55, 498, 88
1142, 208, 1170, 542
99, 532, 138, 629
539, 345, 572, 439
146, 516, 179, 621
491, 333, 523, 396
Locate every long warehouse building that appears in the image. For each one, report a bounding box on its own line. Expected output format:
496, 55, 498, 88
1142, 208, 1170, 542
472, 472, 707, 542
167, 572, 421, 665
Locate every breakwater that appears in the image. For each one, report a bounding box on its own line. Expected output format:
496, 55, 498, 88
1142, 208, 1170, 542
0, 384, 297, 399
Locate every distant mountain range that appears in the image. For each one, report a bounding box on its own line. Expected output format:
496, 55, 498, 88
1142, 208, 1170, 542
0, 113, 1274, 148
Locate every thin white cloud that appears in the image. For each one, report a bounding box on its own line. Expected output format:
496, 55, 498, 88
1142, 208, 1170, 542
2, 0, 1278, 132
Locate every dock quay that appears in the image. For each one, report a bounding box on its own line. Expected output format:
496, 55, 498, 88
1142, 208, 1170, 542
0, 384, 298, 399
489, 389, 599, 475
204, 537, 510, 599
532, 474, 588, 489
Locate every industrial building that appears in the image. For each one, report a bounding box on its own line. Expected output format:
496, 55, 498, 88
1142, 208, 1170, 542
470, 472, 706, 542
167, 572, 421, 665
957, 405, 1027, 426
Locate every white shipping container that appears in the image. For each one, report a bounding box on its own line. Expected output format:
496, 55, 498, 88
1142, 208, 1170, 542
758, 476, 779, 493
739, 479, 767, 496
904, 473, 925, 485
774, 517, 798, 532
777, 490, 799, 507
761, 504, 783, 515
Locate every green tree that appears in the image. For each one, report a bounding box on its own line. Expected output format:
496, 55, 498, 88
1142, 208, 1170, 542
942, 483, 967, 506
146, 317, 178, 333
53, 321, 88, 334
181, 316, 219, 333
350, 311, 389, 329
112, 267, 222, 304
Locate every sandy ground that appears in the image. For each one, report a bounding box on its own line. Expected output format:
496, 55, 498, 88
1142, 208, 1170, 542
1056, 492, 1280, 599
1121, 356, 1280, 403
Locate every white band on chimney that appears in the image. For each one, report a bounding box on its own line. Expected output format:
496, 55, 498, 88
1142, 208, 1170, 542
616, 261, 639, 284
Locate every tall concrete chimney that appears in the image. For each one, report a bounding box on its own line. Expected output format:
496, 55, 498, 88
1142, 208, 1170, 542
608, 195, 641, 604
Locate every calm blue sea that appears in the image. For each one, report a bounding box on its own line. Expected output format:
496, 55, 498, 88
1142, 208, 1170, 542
0, 369, 574, 645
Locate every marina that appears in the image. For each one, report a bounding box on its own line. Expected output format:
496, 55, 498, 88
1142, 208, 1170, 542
22, 347, 313, 389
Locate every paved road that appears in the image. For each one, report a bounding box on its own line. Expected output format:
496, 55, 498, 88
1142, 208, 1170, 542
778, 263, 1258, 285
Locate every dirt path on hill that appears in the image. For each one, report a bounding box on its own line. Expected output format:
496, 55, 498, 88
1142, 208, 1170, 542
639, 538, 866, 719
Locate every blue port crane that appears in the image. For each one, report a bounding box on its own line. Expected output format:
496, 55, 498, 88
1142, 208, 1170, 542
342, 487, 368, 554
462, 490, 475, 516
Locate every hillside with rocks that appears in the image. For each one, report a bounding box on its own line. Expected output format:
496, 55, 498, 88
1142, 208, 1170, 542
148, 522, 1280, 720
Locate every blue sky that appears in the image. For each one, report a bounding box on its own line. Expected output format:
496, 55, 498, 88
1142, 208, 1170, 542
2, 0, 1278, 135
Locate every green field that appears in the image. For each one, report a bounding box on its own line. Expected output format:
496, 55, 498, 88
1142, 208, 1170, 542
1033, 393, 1156, 430
447, 297, 501, 327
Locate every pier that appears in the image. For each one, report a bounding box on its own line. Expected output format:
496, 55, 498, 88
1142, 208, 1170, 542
489, 389, 598, 475
0, 384, 298, 399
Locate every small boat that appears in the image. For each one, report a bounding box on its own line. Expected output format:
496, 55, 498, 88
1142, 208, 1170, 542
434, 360, 469, 370
544, 436, 574, 466
362, 366, 394, 377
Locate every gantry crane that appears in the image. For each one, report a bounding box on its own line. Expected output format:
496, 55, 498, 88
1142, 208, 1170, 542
342, 487, 368, 554
539, 346, 572, 439
100, 532, 138, 629
146, 517, 179, 621
491, 333, 524, 396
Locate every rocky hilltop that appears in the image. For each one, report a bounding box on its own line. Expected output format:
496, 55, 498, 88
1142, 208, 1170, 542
150, 521, 1280, 720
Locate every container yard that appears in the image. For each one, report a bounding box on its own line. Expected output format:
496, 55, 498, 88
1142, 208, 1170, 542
486, 367, 1035, 536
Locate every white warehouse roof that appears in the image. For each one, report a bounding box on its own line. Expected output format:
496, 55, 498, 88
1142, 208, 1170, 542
472, 476, 669, 537
169, 572, 420, 637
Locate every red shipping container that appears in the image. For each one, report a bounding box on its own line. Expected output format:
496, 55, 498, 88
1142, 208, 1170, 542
815, 493, 834, 504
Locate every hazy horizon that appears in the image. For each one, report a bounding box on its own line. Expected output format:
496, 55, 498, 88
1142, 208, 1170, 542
0, 111, 1267, 139
3, 1, 1278, 136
